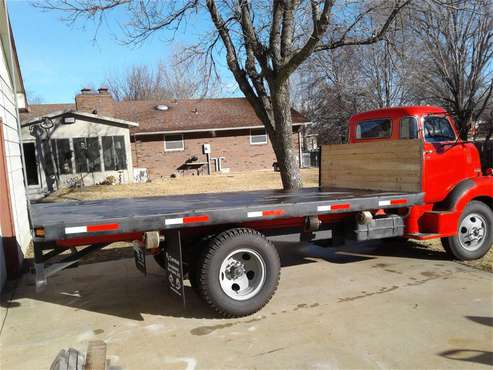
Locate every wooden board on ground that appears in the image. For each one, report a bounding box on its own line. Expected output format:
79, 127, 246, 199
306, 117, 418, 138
320, 139, 423, 193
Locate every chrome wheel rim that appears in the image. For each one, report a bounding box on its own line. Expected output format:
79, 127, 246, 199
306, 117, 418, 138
458, 213, 487, 251
219, 248, 266, 301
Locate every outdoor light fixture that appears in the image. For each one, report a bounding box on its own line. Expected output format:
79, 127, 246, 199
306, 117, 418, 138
63, 116, 76, 124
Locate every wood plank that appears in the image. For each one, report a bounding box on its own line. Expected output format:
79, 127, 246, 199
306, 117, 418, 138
320, 139, 423, 192
85, 340, 107, 370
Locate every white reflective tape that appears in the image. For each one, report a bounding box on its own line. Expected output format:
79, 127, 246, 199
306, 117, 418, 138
65, 226, 87, 234
165, 218, 184, 225
317, 205, 331, 212
247, 211, 263, 218
379, 200, 391, 206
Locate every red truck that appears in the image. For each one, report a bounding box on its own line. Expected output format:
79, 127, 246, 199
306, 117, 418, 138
30, 105, 492, 317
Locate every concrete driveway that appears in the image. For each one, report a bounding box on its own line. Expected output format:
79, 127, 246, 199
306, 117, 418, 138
1, 241, 492, 370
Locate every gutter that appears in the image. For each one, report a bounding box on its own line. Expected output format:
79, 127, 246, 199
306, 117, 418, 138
132, 122, 312, 136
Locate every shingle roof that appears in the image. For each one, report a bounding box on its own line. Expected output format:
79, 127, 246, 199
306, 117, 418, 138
21, 103, 75, 121
21, 98, 308, 134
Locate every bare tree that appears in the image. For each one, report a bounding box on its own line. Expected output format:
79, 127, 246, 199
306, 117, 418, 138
35, 0, 411, 190
410, 0, 493, 139
106, 52, 214, 101
295, 26, 414, 144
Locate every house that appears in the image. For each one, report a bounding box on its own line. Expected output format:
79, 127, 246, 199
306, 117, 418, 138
21, 88, 138, 194
21, 90, 310, 185
0, 0, 31, 290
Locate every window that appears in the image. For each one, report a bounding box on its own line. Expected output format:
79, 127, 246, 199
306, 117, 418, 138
250, 129, 268, 145
400, 117, 418, 139
73, 137, 102, 173
102, 136, 127, 170
355, 119, 391, 139
424, 116, 456, 142
52, 139, 72, 175
164, 134, 184, 151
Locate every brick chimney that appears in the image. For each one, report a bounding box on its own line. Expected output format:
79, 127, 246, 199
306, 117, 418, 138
75, 86, 114, 116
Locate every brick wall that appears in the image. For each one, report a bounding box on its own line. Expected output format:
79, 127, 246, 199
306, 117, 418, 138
131, 128, 301, 179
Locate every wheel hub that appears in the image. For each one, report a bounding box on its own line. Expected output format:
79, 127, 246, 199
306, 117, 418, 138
459, 213, 486, 251
225, 260, 245, 280
219, 248, 266, 301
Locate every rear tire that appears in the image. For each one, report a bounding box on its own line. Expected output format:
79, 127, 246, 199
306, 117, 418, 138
197, 228, 280, 317
441, 201, 493, 260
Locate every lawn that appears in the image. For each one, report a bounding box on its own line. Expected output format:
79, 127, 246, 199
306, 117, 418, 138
43, 168, 320, 202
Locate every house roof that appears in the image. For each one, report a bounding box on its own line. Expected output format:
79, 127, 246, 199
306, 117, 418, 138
22, 109, 139, 127
115, 98, 308, 134
21, 98, 309, 134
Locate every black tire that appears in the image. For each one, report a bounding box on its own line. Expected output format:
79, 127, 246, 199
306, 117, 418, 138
441, 201, 493, 260
197, 228, 280, 318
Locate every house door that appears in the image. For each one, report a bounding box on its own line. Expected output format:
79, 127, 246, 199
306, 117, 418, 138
23, 142, 40, 186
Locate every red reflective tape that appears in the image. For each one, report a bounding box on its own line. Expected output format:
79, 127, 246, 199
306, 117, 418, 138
86, 223, 120, 232
331, 203, 350, 210
183, 215, 209, 224
391, 199, 408, 205
263, 209, 285, 217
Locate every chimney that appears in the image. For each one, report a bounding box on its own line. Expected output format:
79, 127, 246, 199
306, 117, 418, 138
75, 86, 114, 116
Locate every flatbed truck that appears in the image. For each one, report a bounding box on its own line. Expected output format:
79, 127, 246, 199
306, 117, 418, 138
30, 106, 493, 317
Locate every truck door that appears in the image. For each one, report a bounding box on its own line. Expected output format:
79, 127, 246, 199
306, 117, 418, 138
422, 115, 466, 203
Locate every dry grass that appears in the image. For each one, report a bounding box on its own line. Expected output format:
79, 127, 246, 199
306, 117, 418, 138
43, 168, 320, 203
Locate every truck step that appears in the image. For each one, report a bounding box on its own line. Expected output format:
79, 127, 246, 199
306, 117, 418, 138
406, 233, 442, 240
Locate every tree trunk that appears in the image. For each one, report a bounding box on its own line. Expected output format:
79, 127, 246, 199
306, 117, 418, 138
269, 82, 303, 191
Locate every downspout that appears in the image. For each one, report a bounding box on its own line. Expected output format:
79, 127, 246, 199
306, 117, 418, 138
298, 128, 303, 168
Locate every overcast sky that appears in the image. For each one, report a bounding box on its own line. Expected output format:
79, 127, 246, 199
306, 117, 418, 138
8, 0, 236, 104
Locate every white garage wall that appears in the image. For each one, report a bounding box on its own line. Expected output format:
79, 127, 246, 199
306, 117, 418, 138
0, 9, 31, 291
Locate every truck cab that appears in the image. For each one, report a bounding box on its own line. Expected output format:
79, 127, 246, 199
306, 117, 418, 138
347, 106, 492, 259
348, 106, 485, 203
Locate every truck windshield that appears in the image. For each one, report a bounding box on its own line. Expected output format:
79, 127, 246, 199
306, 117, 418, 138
424, 116, 456, 142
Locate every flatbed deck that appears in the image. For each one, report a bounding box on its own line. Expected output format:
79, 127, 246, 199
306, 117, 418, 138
32, 187, 424, 241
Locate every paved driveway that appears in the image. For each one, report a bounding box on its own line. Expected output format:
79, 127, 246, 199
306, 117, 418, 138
1, 241, 492, 370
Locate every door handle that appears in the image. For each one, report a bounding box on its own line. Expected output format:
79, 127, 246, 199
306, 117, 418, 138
424, 150, 433, 154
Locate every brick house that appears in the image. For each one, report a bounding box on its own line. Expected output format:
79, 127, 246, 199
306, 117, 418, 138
118, 98, 309, 179
21, 89, 310, 183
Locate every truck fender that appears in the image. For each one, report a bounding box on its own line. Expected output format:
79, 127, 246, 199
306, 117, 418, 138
440, 177, 493, 213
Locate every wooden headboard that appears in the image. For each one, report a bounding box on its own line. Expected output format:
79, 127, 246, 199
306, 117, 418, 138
320, 139, 423, 193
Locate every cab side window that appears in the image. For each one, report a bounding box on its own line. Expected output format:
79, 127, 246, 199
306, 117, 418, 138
400, 117, 418, 139
424, 116, 456, 142
355, 119, 391, 139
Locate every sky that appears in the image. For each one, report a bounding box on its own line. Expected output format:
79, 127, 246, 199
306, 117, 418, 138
7, 0, 235, 104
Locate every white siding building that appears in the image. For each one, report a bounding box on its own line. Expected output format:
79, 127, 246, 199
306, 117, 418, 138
0, 0, 31, 291
21, 110, 137, 194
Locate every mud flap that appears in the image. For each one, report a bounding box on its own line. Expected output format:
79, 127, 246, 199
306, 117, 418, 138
165, 230, 186, 307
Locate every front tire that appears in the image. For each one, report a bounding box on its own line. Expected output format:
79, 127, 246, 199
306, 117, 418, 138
441, 201, 493, 260
197, 228, 280, 317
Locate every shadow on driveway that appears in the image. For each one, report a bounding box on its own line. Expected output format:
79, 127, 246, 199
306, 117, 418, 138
3, 239, 453, 322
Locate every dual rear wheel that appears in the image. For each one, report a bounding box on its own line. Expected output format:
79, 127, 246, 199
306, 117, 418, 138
154, 228, 280, 317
